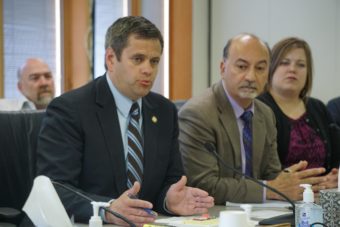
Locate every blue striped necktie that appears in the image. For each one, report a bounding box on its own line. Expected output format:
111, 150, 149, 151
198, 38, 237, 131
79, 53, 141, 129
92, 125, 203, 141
241, 111, 253, 177
126, 102, 143, 188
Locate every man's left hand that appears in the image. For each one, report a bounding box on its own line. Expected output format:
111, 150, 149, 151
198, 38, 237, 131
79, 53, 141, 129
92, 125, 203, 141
165, 176, 214, 215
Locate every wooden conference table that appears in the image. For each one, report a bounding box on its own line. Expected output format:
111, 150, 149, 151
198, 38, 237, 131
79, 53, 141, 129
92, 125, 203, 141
76, 205, 292, 227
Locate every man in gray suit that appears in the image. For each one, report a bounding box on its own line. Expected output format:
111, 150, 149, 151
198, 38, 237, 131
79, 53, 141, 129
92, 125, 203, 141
178, 33, 327, 204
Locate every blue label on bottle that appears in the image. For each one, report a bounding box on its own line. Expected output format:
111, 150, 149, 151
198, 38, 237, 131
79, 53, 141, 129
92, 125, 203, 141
299, 212, 309, 227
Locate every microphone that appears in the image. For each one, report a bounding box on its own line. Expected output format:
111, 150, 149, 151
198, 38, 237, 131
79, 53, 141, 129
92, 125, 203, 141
52, 181, 136, 227
204, 142, 295, 226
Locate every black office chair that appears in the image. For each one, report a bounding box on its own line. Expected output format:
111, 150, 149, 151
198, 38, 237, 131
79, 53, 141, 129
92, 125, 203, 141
330, 123, 340, 168
327, 97, 340, 127
0, 110, 45, 225
173, 99, 187, 111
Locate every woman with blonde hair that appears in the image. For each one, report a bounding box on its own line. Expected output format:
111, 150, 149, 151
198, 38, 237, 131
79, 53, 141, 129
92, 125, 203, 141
258, 37, 338, 189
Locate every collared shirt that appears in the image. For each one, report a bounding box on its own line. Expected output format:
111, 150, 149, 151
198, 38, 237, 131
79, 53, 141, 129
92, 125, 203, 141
222, 83, 254, 174
0, 98, 36, 111
21, 100, 36, 110
105, 74, 143, 160
101, 74, 144, 222
222, 83, 266, 201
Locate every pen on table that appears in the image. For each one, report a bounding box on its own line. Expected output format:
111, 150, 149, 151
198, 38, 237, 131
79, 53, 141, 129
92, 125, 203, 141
128, 193, 158, 217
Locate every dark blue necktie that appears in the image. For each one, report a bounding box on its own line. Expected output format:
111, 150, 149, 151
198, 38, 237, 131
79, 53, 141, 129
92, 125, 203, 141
126, 102, 143, 188
241, 111, 253, 177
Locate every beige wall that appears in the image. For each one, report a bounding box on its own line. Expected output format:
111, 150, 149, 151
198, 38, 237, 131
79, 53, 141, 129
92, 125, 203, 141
192, 0, 209, 97
0, 0, 3, 97
193, 0, 340, 102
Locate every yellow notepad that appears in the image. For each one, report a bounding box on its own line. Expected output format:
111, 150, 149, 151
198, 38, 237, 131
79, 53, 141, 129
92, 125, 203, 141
183, 218, 219, 226
155, 216, 218, 227
143, 224, 172, 227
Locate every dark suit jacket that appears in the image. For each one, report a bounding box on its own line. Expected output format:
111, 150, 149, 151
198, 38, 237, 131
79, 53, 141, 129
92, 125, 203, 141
36, 76, 183, 223
178, 81, 281, 204
328, 96, 340, 127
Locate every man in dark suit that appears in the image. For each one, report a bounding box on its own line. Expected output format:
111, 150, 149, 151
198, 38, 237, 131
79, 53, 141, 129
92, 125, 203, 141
328, 96, 340, 127
178, 33, 326, 205
37, 16, 213, 226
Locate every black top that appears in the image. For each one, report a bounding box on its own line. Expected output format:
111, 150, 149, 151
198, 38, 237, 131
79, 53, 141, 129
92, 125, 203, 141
258, 92, 339, 171
327, 96, 340, 127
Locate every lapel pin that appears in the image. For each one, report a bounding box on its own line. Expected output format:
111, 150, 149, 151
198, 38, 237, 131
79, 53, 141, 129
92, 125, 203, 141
152, 116, 157, 123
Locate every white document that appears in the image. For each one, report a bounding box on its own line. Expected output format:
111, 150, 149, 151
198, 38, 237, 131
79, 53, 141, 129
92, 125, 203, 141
155, 216, 258, 227
226, 200, 293, 209
225, 200, 293, 221
155, 216, 218, 227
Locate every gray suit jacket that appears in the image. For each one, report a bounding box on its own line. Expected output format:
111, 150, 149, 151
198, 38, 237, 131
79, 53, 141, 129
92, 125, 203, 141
178, 81, 281, 204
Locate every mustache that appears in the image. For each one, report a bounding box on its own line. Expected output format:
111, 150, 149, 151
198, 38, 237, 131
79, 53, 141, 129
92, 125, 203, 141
38, 86, 53, 93
239, 81, 257, 89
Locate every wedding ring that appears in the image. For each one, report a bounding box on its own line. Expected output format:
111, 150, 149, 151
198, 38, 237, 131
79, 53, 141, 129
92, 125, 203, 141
283, 168, 292, 173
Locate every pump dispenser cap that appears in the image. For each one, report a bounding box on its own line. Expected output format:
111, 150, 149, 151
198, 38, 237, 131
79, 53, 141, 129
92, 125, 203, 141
91, 201, 110, 217
300, 184, 314, 203
89, 201, 110, 227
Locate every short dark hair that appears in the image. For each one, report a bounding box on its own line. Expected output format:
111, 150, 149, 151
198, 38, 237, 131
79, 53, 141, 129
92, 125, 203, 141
105, 16, 164, 61
268, 37, 313, 101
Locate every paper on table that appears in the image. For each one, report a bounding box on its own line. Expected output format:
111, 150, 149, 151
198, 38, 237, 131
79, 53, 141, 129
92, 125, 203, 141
155, 216, 258, 227
155, 216, 218, 227
226, 200, 292, 209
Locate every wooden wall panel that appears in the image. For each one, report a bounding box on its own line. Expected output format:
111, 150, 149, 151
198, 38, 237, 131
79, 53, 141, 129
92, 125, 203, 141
131, 0, 141, 16
169, 0, 192, 100
63, 0, 91, 92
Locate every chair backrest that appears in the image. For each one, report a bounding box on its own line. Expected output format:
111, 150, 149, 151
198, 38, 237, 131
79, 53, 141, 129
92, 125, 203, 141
173, 99, 187, 111
0, 110, 45, 212
330, 123, 340, 168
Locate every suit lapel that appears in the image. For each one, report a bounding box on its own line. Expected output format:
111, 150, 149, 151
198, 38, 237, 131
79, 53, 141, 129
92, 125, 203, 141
213, 82, 242, 168
252, 100, 265, 178
213, 82, 267, 177
139, 97, 158, 196
95, 77, 127, 194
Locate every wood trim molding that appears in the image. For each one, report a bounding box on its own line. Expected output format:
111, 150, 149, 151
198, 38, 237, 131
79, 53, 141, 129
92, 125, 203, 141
130, 0, 141, 16
169, 0, 192, 100
63, 0, 92, 92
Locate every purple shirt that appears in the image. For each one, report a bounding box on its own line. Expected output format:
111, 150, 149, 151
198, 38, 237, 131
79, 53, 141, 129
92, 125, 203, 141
284, 113, 326, 169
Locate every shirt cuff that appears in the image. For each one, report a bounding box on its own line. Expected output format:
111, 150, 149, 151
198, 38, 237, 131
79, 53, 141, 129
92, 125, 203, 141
163, 197, 176, 215
100, 199, 115, 223
262, 180, 267, 202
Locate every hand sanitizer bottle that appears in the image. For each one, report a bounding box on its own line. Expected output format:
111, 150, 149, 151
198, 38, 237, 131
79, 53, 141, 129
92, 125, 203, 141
295, 184, 323, 227
89, 201, 110, 227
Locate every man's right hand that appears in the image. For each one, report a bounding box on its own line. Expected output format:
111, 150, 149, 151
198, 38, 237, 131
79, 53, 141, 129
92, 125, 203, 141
266, 160, 326, 201
105, 182, 157, 227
